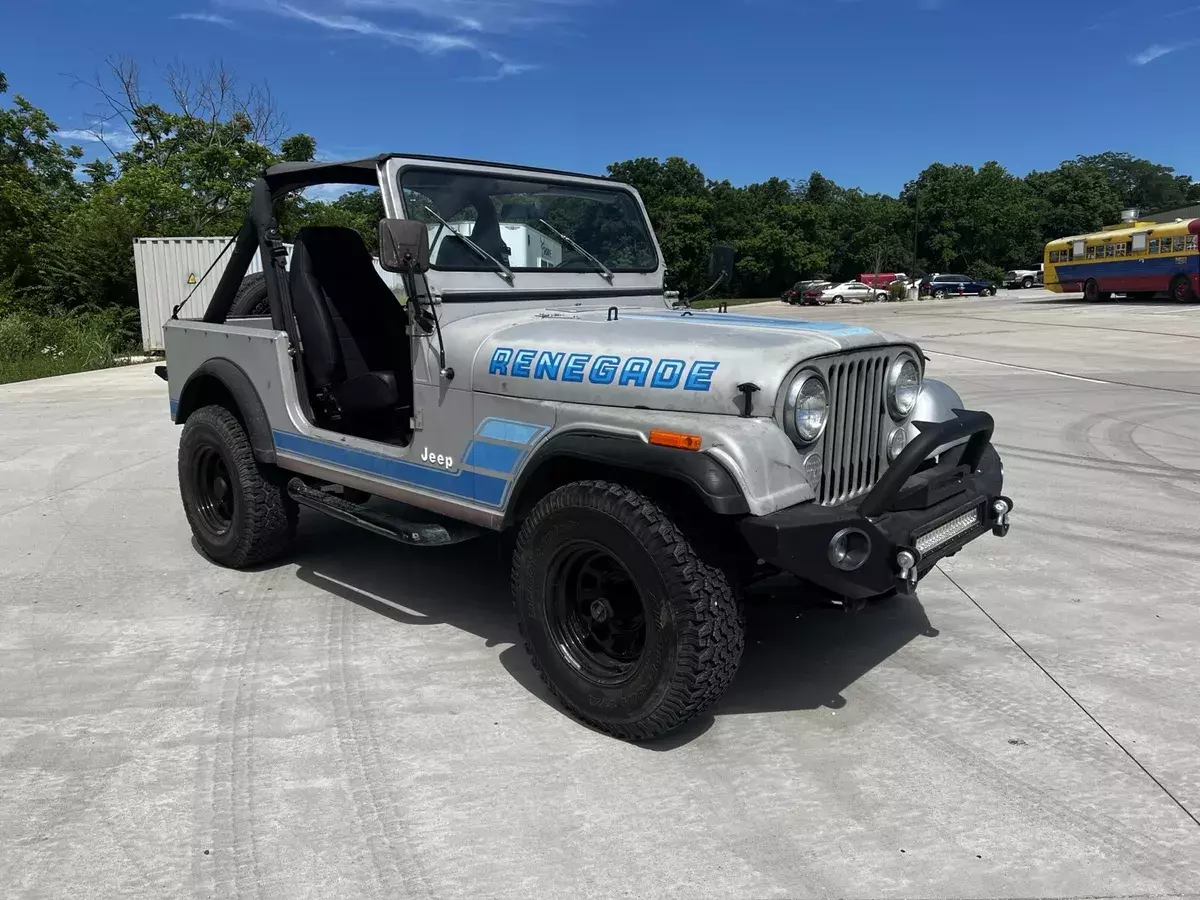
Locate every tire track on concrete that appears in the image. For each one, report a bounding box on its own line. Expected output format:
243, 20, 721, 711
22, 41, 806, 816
1065, 404, 1200, 502
872, 613, 1200, 889
326, 596, 433, 898
196, 567, 279, 900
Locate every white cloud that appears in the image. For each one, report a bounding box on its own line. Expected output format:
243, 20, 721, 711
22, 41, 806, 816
275, 3, 480, 53
343, 0, 587, 34
56, 128, 136, 150
174, 11, 235, 25
459, 60, 540, 82
1130, 42, 1195, 65
232, 0, 558, 78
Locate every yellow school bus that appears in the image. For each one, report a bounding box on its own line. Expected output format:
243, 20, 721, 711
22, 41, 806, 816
1044, 218, 1199, 302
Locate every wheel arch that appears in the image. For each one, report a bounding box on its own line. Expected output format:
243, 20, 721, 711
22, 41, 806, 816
175, 358, 276, 464
502, 431, 750, 529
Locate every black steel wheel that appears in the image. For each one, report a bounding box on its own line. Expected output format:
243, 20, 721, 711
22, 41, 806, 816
178, 405, 297, 568
512, 480, 744, 741
546, 542, 647, 685
1084, 279, 1100, 302
192, 443, 236, 536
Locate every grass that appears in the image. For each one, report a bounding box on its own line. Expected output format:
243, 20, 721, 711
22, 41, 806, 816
0, 308, 139, 385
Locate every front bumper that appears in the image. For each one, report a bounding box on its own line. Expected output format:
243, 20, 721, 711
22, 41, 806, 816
740, 409, 1012, 600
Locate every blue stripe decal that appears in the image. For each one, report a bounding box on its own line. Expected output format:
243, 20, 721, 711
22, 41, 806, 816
463, 440, 523, 474
476, 418, 546, 444
169, 398, 179, 419
1055, 257, 1198, 280
622, 311, 874, 336
272, 430, 508, 506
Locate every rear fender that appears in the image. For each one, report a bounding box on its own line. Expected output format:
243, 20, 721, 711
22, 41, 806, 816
175, 358, 276, 463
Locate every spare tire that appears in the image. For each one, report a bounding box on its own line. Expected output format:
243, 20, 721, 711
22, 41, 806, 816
229, 273, 270, 318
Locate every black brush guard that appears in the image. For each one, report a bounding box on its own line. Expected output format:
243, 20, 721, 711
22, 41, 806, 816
740, 409, 1012, 600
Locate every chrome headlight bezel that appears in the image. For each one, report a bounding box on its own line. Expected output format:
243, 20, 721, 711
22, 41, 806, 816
887, 354, 921, 421
785, 369, 829, 445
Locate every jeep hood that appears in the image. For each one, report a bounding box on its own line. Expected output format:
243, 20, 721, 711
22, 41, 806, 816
453, 306, 917, 415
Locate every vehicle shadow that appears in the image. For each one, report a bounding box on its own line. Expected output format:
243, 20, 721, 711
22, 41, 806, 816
287, 515, 937, 747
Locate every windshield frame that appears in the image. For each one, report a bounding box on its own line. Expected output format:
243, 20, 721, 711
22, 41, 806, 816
396, 165, 661, 276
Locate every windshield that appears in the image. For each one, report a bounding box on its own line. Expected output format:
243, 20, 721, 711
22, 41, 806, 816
399, 168, 658, 273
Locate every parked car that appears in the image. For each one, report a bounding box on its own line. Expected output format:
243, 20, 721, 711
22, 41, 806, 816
921, 274, 997, 298
781, 280, 828, 304
799, 281, 834, 305
859, 272, 908, 288
1004, 266, 1043, 289
815, 281, 890, 304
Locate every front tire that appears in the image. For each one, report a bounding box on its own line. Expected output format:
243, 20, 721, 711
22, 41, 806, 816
1022, 276, 1033, 289
178, 405, 297, 568
511, 481, 744, 741
1083, 279, 1111, 303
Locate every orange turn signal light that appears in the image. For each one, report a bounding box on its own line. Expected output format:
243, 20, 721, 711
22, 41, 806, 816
649, 429, 702, 451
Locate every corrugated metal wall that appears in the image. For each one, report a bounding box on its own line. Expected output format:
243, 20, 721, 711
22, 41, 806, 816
134, 236, 405, 351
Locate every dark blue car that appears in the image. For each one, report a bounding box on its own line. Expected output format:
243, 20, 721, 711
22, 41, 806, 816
920, 274, 997, 297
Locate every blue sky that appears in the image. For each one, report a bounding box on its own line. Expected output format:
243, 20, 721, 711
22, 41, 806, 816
3, 0, 1198, 193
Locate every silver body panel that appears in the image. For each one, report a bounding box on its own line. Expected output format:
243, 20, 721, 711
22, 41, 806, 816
163, 157, 970, 527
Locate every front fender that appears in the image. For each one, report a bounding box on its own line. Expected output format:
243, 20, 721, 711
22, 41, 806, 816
907, 378, 970, 458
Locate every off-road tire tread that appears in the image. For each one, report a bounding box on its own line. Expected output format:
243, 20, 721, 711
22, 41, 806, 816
511, 480, 743, 741
180, 404, 297, 568
229, 272, 270, 318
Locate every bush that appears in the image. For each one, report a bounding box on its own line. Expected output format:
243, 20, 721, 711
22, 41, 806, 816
888, 281, 908, 302
966, 262, 1006, 286
0, 307, 138, 384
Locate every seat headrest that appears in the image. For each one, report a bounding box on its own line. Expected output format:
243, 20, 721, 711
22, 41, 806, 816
294, 227, 373, 274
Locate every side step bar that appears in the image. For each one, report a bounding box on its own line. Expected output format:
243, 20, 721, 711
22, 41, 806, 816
287, 478, 479, 547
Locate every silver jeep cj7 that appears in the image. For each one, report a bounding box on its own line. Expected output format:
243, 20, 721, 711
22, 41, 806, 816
158, 154, 1013, 740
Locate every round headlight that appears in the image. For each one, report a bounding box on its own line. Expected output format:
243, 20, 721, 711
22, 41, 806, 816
888, 427, 908, 461
788, 372, 828, 443
888, 356, 921, 420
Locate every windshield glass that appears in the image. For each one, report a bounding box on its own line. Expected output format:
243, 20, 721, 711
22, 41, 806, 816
399, 168, 658, 273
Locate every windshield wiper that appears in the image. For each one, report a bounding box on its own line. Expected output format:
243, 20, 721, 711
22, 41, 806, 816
423, 205, 514, 284
538, 219, 613, 283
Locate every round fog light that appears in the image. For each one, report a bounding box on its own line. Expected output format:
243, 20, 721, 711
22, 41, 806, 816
828, 527, 871, 571
888, 427, 908, 461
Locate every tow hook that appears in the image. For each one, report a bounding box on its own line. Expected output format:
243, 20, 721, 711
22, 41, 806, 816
992, 497, 1012, 537
896, 548, 920, 592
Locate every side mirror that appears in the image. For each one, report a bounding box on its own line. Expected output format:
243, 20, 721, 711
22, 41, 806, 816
378, 218, 430, 274
710, 243, 734, 284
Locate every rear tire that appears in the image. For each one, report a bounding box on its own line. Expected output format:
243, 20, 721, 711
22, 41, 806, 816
178, 404, 297, 568
933, 289, 946, 299
1022, 276, 1033, 289
1083, 279, 1108, 303
229, 273, 270, 318
1170, 274, 1197, 303
511, 481, 744, 741
832, 295, 844, 304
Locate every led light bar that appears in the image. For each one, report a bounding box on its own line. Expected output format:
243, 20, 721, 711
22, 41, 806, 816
915, 507, 982, 556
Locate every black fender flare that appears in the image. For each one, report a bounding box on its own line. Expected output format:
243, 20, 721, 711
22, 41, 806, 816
503, 430, 749, 527
175, 358, 276, 464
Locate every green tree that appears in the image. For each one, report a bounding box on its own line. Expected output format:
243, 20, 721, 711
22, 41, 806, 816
0, 71, 83, 307
1026, 161, 1122, 241
1072, 151, 1193, 214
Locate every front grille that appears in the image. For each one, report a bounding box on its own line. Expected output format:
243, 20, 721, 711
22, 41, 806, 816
818, 350, 894, 505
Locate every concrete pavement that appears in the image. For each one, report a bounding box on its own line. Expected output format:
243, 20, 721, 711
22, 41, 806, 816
2, 292, 1199, 899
